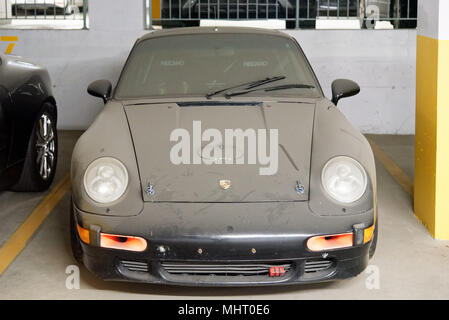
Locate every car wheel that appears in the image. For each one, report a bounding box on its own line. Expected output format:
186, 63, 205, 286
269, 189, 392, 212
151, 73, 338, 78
10, 103, 58, 192
369, 217, 378, 259
70, 201, 83, 263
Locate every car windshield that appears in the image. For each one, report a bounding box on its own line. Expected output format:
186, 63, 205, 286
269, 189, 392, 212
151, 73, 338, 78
115, 33, 322, 99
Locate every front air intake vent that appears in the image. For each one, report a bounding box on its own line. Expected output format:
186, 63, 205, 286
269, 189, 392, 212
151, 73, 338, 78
121, 260, 148, 273
177, 101, 262, 107
162, 262, 291, 276
304, 260, 333, 273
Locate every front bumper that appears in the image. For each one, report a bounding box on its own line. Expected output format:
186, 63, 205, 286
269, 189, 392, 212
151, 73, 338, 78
73, 201, 374, 286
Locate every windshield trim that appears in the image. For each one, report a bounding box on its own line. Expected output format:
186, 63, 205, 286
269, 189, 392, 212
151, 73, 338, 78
119, 95, 322, 107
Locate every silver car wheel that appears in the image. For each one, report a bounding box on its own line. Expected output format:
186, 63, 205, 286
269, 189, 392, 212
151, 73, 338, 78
36, 114, 56, 181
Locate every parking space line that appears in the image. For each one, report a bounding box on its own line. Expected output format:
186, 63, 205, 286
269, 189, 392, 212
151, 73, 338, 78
0, 173, 71, 276
367, 138, 414, 196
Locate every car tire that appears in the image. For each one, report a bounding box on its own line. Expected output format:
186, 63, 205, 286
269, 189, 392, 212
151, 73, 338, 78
70, 201, 83, 264
10, 103, 58, 192
369, 217, 378, 259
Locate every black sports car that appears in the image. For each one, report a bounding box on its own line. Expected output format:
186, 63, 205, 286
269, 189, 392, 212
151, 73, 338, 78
0, 53, 58, 191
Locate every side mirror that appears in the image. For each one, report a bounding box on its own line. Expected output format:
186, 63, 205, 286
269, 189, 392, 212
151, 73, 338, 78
87, 80, 112, 104
331, 79, 360, 105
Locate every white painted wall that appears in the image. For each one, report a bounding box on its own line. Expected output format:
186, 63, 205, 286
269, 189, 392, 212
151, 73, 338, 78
418, 0, 449, 41
286, 29, 417, 134
0, 0, 416, 134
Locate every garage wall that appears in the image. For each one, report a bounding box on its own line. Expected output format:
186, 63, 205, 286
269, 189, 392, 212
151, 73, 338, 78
0, 0, 416, 134
0, 0, 147, 131
286, 29, 417, 134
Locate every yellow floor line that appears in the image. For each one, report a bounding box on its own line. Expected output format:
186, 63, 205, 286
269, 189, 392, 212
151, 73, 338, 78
0, 173, 71, 276
367, 138, 414, 196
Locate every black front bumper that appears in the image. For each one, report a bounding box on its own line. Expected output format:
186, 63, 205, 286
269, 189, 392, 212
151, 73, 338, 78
80, 242, 370, 286
73, 201, 374, 287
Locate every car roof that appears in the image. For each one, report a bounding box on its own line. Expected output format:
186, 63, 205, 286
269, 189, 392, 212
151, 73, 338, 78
137, 26, 292, 43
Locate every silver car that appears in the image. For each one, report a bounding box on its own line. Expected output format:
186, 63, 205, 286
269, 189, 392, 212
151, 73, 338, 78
70, 27, 377, 286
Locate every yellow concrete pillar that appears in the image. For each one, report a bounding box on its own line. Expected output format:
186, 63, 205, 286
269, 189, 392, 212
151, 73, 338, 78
415, 0, 449, 239
152, 0, 161, 20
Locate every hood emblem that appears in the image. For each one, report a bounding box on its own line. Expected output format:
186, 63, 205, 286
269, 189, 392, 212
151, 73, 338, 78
295, 180, 305, 195
220, 180, 231, 190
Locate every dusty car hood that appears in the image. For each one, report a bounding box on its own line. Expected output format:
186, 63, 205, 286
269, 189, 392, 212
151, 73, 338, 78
124, 100, 315, 203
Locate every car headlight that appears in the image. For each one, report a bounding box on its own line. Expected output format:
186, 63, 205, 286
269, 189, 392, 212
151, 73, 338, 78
321, 156, 367, 204
84, 157, 129, 204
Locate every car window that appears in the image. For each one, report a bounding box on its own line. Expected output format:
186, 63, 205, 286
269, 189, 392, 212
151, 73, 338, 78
115, 34, 321, 99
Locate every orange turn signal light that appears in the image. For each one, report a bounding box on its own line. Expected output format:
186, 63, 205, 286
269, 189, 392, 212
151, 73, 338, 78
307, 224, 375, 252
77, 224, 90, 244
307, 233, 353, 252
77, 224, 147, 252
363, 224, 375, 244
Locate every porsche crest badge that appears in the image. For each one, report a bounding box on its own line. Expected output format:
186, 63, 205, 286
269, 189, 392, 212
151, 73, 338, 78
219, 180, 231, 190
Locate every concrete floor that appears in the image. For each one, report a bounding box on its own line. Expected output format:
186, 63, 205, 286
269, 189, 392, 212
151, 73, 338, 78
0, 132, 448, 299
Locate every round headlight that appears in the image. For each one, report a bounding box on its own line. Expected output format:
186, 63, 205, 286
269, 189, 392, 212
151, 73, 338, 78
321, 156, 367, 204
84, 157, 129, 204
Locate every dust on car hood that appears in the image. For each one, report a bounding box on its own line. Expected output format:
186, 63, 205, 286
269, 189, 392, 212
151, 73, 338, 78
124, 100, 315, 203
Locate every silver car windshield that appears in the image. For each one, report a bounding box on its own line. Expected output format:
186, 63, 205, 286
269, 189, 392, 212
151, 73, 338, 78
115, 34, 322, 99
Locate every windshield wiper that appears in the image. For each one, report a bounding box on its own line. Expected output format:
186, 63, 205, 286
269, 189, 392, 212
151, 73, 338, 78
224, 83, 315, 98
206, 76, 286, 99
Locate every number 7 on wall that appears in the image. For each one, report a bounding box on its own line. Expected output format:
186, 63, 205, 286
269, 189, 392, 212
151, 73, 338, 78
1, 36, 18, 54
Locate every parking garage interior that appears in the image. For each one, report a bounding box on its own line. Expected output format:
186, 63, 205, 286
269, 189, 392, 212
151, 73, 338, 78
1, 0, 449, 300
